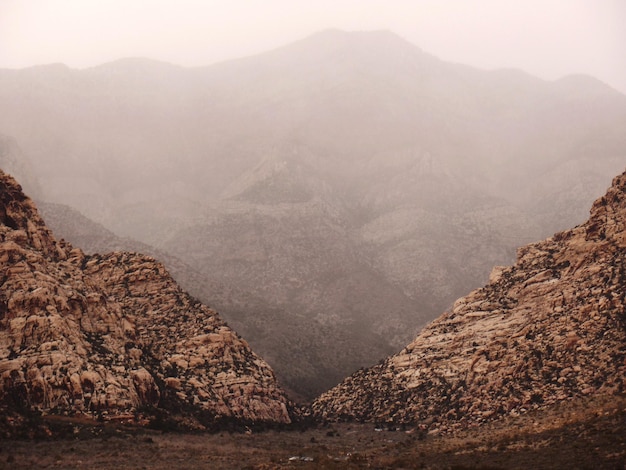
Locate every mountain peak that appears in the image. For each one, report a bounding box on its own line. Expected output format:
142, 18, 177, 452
0, 169, 59, 258
554, 73, 624, 97
585, 169, 626, 243
88, 57, 182, 71
290, 28, 425, 57
238, 28, 432, 75
306, 28, 417, 45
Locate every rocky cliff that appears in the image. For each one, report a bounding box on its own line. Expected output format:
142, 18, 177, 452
312, 170, 626, 432
0, 170, 290, 430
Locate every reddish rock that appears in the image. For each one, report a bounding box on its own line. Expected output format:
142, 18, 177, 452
0, 170, 290, 429
313, 170, 626, 431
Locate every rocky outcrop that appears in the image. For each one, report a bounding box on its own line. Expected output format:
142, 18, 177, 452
0, 170, 290, 428
312, 170, 626, 432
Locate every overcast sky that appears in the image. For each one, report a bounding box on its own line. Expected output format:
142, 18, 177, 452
1, 0, 625, 93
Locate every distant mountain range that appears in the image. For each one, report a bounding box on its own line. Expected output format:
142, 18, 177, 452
1, 29, 625, 398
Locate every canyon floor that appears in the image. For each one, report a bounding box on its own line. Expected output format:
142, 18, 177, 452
1, 395, 624, 469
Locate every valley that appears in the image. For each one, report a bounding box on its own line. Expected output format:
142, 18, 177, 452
1, 30, 625, 398
1, 27, 625, 469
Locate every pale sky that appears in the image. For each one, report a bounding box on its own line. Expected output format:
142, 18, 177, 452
1, 0, 625, 93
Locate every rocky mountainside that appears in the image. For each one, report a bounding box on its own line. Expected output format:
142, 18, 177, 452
2, 29, 625, 399
37, 201, 216, 305
0, 170, 291, 431
36, 201, 403, 400
312, 169, 626, 432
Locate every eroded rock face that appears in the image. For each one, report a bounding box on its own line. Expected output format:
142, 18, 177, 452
312, 170, 626, 432
0, 170, 290, 427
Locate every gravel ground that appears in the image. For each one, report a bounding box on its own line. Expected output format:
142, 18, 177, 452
1, 395, 624, 469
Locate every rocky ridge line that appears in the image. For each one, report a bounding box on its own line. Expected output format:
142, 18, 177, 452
0, 170, 290, 432
312, 170, 626, 432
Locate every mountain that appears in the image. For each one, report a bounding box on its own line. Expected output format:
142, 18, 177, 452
37, 201, 216, 303
312, 169, 626, 432
0, 170, 291, 434
36, 201, 407, 400
1, 29, 625, 399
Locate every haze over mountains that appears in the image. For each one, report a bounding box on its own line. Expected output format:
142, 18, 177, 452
1, 166, 624, 470
1, 29, 625, 398
313, 170, 626, 430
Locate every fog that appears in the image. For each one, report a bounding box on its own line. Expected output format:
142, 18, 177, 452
2, 26, 625, 397
1, 0, 625, 94
1, 2, 625, 399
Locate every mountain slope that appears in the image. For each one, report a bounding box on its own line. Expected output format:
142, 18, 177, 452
37, 201, 408, 400
0, 170, 290, 431
1, 29, 626, 400
312, 169, 626, 431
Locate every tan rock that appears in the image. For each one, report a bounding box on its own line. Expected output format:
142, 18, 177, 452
313, 170, 626, 430
0, 170, 291, 427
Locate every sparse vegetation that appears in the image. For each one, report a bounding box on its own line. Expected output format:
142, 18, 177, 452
1, 395, 624, 469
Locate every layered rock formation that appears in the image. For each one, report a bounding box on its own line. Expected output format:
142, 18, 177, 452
0, 170, 290, 428
313, 170, 626, 431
